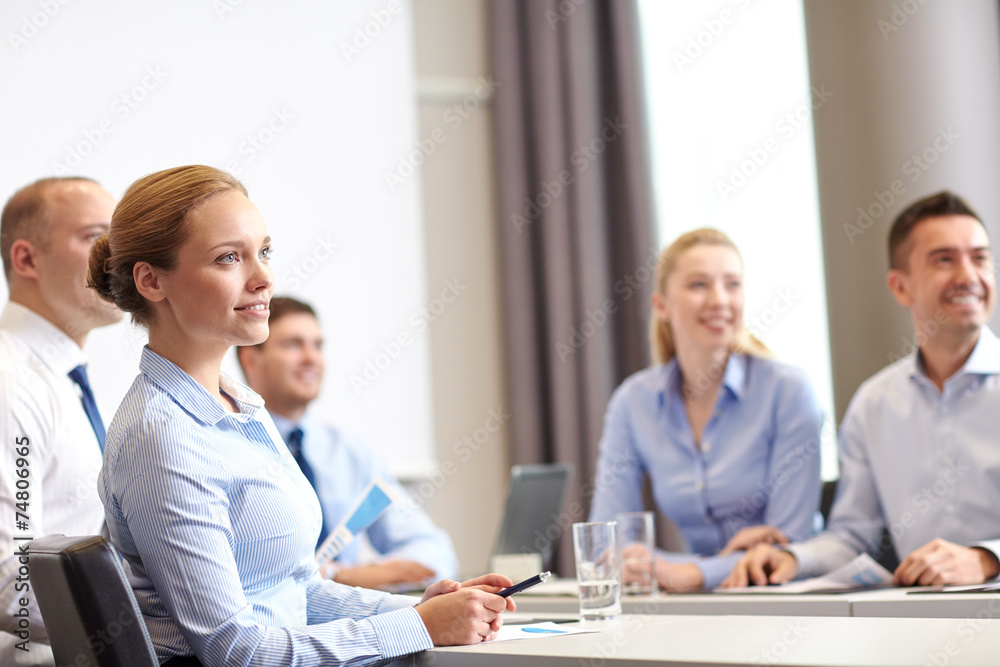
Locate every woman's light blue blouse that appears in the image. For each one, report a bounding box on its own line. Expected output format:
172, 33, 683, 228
98, 347, 432, 666
589, 354, 823, 588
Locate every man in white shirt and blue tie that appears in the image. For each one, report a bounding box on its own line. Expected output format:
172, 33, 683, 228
0, 177, 122, 665
237, 296, 459, 590
724, 191, 1000, 589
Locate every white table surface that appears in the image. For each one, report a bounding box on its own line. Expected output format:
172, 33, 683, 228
388, 613, 1000, 666
510, 590, 854, 617
849, 586, 1000, 618
510, 581, 1000, 619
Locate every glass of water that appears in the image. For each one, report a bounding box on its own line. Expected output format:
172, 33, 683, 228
616, 511, 656, 595
572, 521, 621, 620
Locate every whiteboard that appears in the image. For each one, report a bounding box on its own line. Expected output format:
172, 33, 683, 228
0, 0, 436, 477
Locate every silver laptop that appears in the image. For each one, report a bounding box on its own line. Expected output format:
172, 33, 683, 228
490, 463, 574, 572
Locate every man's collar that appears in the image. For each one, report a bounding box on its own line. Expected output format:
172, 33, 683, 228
0, 301, 85, 375
959, 326, 1000, 375
910, 326, 1000, 382
269, 411, 298, 440
268, 410, 316, 441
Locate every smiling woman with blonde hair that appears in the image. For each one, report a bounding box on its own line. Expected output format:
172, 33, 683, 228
589, 227, 823, 591
88, 165, 513, 666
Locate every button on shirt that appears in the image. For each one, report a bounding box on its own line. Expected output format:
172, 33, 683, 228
790, 327, 1000, 577
270, 413, 458, 578
589, 354, 824, 588
0, 302, 105, 659
98, 347, 432, 666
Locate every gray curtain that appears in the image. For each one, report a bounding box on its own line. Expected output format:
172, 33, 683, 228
489, 0, 657, 576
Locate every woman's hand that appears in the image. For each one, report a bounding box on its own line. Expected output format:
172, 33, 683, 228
415, 587, 510, 644
620, 543, 656, 586
654, 559, 704, 592
719, 525, 789, 556
721, 544, 798, 587
421, 573, 516, 613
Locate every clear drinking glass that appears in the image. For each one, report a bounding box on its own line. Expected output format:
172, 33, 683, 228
572, 521, 621, 620
616, 511, 656, 595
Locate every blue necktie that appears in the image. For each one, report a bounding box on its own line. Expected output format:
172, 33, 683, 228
69, 365, 106, 452
285, 427, 329, 548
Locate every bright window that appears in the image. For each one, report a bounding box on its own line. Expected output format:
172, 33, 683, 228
639, 0, 837, 479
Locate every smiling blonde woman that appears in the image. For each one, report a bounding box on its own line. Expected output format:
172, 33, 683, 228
588, 228, 824, 591
88, 165, 513, 666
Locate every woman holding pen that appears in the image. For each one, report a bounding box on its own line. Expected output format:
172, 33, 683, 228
588, 228, 823, 591
88, 165, 513, 666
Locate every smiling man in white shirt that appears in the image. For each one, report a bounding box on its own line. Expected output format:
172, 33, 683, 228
724, 190, 1000, 589
237, 296, 458, 590
0, 177, 122, 665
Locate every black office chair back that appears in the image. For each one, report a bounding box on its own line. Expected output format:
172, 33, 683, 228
27, 534, 158, 667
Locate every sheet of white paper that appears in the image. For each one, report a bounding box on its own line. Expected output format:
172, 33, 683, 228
716, 553, 893, 594
490, 622, 596, 642
315, 477, 398, 566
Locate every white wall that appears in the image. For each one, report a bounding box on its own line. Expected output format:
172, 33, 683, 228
1, 0, 436, 476
409, 0, 510, 576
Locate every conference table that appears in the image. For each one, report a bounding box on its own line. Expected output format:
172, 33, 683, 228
385, 583, 1000, 666
386, 613, 1000, 666
506, 578, 1000, 619
508, 590, 854, 617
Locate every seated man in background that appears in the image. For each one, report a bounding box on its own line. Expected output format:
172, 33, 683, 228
237, 296, 458, 589
724, 191, 1000, 588
0, 177, 122, 665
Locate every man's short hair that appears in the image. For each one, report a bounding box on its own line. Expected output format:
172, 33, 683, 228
888, 191, 984, 272
1, 176, 99, 279
264, 297, 316, 333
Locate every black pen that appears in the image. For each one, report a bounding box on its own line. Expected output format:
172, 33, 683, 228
498, 571, 551, 597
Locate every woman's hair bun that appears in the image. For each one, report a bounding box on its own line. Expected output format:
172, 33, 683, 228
86, 234, 116, 303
